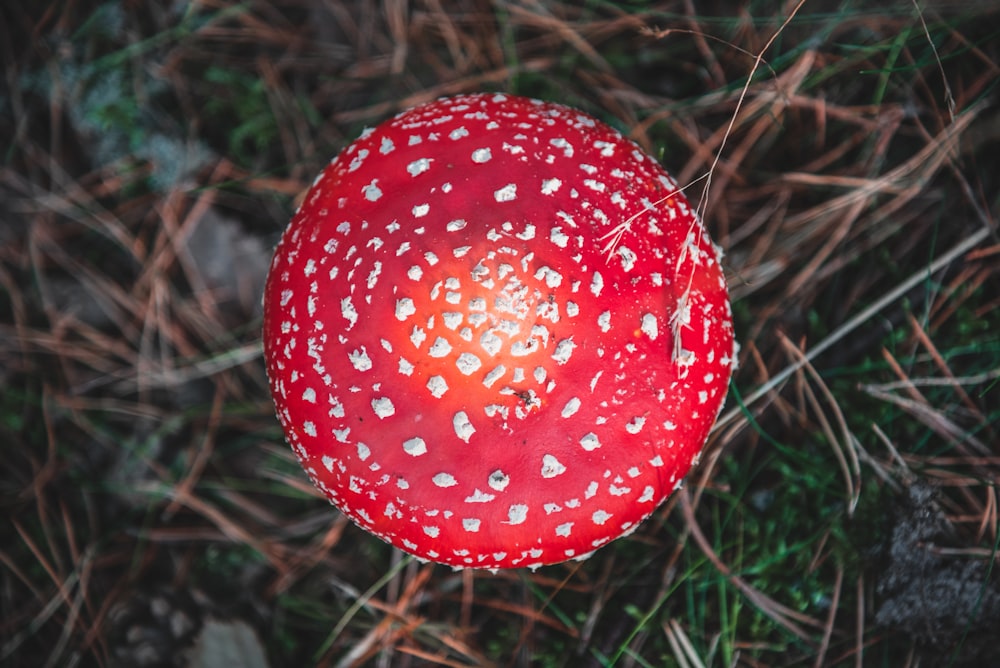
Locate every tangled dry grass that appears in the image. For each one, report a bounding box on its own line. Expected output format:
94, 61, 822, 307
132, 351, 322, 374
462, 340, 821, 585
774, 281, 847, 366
2, 1, 998, 666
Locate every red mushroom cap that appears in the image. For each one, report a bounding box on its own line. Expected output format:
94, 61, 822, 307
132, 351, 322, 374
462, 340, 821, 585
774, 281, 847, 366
263, 93, 735, 569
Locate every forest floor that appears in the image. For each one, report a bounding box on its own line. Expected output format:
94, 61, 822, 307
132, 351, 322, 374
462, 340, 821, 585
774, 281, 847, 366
2, 1, 999, 666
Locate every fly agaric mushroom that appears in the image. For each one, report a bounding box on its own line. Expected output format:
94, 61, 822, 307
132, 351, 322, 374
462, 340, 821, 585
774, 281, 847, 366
263, 93, 735, 569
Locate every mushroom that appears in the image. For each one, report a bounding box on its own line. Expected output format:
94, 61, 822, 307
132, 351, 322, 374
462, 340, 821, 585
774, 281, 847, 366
262, 93, 736, 569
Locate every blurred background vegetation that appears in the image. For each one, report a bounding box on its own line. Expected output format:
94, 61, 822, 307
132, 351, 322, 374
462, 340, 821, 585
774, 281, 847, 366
1, 1, 998, 666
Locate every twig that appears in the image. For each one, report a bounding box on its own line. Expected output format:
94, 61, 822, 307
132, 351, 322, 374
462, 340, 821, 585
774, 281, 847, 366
714, 224, 992, 434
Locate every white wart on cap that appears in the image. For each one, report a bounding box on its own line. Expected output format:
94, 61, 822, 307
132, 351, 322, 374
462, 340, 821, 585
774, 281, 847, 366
262, 93, 736, 569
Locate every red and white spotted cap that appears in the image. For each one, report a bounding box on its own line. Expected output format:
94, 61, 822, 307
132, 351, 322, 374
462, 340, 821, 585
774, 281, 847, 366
262, 93, 735, 569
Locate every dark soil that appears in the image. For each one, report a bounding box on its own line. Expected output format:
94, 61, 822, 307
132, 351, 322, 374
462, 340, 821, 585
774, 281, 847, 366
876, 483, 1000, 666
